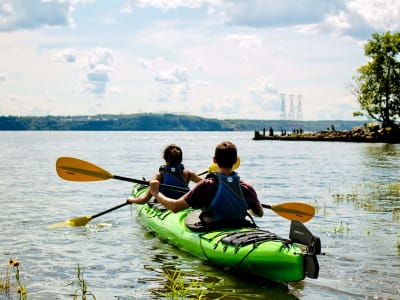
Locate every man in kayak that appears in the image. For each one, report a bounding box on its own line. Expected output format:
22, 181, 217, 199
148, 141, 264, 225
127, 144, 202, 204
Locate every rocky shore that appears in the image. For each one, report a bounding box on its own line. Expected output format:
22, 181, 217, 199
253, 124, 400, 143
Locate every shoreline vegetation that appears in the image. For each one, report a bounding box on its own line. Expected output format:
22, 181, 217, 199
254, 123, 400, 143
1, 113, 399, 143
1, 113, 367, 132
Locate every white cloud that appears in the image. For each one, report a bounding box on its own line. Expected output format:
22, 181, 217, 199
249, 76, 279, 97
247, 77, 282, 115
221, 0, 400, 40
347, 0, 400, 31
1, 0, 398, 119
0, 72, 8, 83
84, 48, 114, 96
136, 57, 152, 69
55, 48, 77, 63
0, 0, 77, 32
200, 96, 243, 117
154, 82, 190, 104
223, 1, 339, 28
226, 34, 262, 50
87, 66, 110, 82
122, 0, 225, 12
193, 80, 208, 87
154, 66, 188, 84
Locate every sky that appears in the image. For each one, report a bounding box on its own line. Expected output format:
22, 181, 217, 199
0, 0, 399, 120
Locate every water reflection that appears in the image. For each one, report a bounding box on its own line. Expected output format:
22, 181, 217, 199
362, 143, 400, 170
3, 132, 400, 299
142, 247, 300, 299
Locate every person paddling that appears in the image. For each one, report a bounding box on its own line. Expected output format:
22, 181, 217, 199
127, 144, 202, 204
147, 141, 263, 226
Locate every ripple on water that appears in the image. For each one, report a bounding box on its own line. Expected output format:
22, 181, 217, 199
1, 132, 400, 299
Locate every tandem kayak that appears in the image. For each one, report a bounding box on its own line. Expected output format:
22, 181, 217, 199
133, 184, 321, 283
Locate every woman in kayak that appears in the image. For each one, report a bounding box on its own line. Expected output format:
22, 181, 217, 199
147, 141, 264, 225
127, 144, 202, 204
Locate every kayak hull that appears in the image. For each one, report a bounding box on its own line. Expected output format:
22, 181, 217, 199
134, 186, 320, 282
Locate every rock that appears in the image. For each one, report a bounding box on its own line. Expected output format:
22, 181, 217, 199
253, 124, 400, 143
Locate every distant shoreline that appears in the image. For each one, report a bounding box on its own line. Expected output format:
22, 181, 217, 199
0, 114, 368, 132
253, 125, 400, 144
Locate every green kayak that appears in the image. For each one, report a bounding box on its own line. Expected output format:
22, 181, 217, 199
133, 184, 321, 283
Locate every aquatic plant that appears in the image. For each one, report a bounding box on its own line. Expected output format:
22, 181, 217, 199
10, 260, 27, 300
157, 267, 206, 299
397, 236, 400, 252
332, 181, 400, 213
332, 193, 358, 202
68, 264, 96, 300
333, 221, 350, 235
0, 265, 11, 298
312, 199, 328, 217
393, 208, 400, 223
0, 259, 27, 300
332, 192, 378, 211
366, 228, 371, 236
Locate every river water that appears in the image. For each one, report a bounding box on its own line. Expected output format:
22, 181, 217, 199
0, 131, 399, 299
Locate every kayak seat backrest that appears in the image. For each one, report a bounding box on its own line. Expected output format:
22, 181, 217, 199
289, 220, 321, 255
185, 210, 256, 232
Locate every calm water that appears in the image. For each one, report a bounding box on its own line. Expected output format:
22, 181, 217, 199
0, 131, 399, 299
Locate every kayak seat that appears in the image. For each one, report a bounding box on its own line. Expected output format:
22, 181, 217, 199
185, 210, 257, 232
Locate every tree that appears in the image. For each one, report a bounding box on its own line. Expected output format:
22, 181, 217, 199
353, 31, 400, 129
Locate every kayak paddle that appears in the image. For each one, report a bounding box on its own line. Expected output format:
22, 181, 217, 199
50, 156, 226, 228
56, 157, 189, 193
262, 202, 315, 223
51, 157, 315, 227
48, 202, 129, 228
197, 156, 240, 176
48, 201, 315, 228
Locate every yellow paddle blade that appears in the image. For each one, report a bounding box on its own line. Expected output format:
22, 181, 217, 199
207, 156, 241, 173
270, 202, 315, 223
48, 216, 92, 228
56, 157, 113, 181
207, 163, 218, 173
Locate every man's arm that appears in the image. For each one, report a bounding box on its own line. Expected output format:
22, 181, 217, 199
241, 181, 264, 217
149, 179, 190, 212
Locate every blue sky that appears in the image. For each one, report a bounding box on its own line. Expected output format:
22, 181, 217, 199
0, 0, 399, 120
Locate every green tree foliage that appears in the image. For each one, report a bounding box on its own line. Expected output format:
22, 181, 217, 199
353, 31, 400, 128
0, 114, 365, 131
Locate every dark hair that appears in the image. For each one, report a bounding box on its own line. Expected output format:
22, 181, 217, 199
214, 141, 237, 168
163, 144, 183, 165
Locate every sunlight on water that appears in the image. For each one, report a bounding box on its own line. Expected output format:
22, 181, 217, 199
0, 131, 399, 299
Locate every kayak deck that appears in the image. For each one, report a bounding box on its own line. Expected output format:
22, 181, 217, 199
134, 185, 321, 282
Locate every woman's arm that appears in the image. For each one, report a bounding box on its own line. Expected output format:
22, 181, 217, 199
189, 170, 203, 183
126, 189, 152, 204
